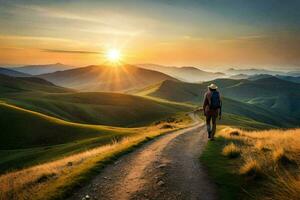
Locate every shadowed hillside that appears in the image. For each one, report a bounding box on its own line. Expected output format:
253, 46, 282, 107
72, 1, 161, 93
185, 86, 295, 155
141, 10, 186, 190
38, 64, 177, 92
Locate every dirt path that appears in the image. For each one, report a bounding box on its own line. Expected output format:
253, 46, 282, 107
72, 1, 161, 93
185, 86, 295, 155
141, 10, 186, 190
69, 115, 217, 200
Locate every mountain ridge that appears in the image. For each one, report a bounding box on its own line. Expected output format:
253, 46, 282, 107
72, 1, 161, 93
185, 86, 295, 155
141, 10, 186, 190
38, 64, 177, 92
14, 63, 75, 75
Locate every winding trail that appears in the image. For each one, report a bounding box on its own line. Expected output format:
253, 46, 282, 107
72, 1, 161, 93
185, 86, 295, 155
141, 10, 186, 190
69, 114, 217, 200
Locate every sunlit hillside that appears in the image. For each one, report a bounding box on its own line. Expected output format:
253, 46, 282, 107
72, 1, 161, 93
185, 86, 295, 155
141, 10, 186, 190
38, 64, 177, 92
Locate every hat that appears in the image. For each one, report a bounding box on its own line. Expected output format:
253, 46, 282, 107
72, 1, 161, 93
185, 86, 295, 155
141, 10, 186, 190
208, 83, 218, 90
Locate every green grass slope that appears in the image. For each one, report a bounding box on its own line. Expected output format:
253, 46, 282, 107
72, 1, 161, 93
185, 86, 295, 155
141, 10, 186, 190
2, 92, 190, 127
0, 102, 136, 149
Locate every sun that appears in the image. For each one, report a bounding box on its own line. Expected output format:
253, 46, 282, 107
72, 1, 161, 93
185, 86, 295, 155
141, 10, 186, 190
106, 49, 122, 63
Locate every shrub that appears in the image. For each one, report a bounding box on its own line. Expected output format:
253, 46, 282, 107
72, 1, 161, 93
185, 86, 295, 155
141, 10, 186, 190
229, 131, 240, 136
272, 148, 294, 165
35, 173, 56, 184
222, 143, 240, 158
160, 124, 174, 129
254, 141, 268, 151
239, 159, 261, 177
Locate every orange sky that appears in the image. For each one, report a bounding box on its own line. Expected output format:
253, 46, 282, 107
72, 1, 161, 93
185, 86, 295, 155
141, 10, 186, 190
0, 0, 300, 70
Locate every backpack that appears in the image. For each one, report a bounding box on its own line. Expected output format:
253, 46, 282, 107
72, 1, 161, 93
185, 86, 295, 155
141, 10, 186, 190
210, 91, 221, 109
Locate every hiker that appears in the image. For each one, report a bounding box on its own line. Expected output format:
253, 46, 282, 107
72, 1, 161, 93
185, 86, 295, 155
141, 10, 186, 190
203, 83, 222, 140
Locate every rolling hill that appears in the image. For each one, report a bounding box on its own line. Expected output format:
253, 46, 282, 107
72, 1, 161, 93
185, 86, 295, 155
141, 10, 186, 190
0, 101, 144, 172
139, 79, 300, 127
0, 72, 189, 173
0, 102, 137, 149
211, 77, 300, 118
0, 67, 30, 77
38, 64, 177, 92
13, 63, 75, 75
0, 74, 71, 94
138, 64, 225, 82
2, 92, 190, 127
0, 73, 188, 127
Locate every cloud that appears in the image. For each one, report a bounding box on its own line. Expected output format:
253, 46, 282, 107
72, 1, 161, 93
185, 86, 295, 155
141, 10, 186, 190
41, 49, 102, 55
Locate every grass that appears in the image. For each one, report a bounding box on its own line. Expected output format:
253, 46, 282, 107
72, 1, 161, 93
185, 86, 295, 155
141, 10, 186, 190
239, 159, 262, 177
222, 143, 240, 158
0, 118, 190, 200
0, 102, 138, 149
198, 112, 276, 130
200, 135, 244, 200
201, 127, 300, 200
2, 92, 191, 127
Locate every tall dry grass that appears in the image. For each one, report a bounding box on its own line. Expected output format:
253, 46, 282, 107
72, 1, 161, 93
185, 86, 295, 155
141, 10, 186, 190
0, 122, 188, 200
218, 127, 300, 200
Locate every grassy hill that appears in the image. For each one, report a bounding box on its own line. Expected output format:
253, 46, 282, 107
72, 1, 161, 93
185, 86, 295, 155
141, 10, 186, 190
0, 74, 189, 127
0, 74, 72, 94
38, 64, 177, 92
210, 77, 300, 121
0, 102, 137, 150
140, 79, 299, 127
0, 75, 190, 173
2, 92, 190, 127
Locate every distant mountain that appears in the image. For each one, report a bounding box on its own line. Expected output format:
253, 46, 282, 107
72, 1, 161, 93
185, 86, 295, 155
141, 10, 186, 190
287, 71, 300, 76
14, 63, 75, 75
38, 64, 177, 92
229, 74, 249, 80
247, 74, 300, 83
247, 74, 273, 80
226, 68, 286, 76
276, 75, 300, 83
0, 67, 30, 77
138, 64, 225, 82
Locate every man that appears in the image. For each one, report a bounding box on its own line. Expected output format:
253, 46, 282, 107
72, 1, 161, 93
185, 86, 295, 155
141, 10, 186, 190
203, 83, 222, 140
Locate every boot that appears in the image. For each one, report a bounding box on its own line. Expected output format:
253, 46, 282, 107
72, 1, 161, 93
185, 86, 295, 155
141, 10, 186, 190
206, 124, 211, 138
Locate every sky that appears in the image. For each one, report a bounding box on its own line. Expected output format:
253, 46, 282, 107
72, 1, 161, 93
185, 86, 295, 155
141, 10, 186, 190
0, 0, 300, 70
